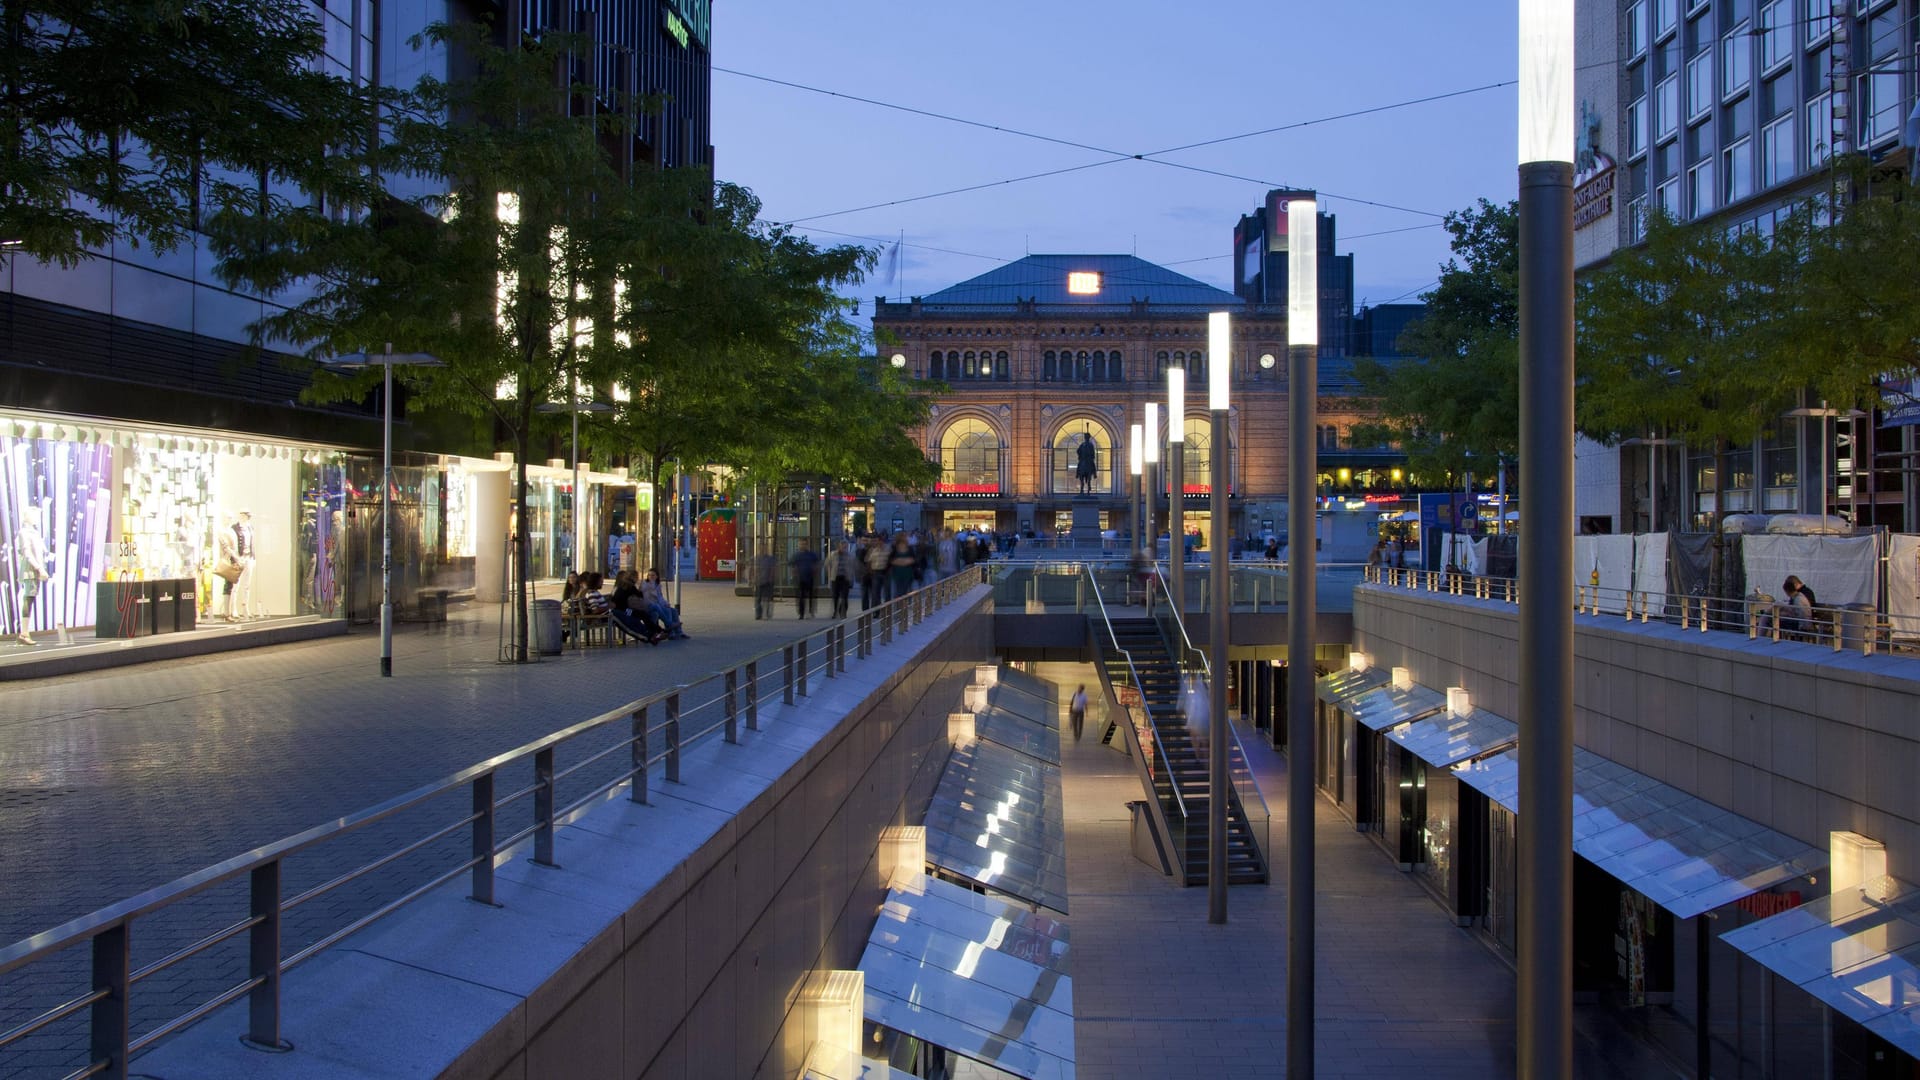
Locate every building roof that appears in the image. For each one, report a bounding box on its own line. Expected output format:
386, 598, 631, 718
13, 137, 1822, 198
910, 255, 1246, 315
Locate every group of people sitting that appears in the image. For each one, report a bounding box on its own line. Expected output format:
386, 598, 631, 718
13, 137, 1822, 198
565, 568, 689, 645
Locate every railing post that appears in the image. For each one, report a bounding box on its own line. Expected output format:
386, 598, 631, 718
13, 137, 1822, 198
1077, 574, 1086, 613
825, 627, 837, 678
798, 633, 811, 696
533, 747, 556, 866
745, 662, 760, 731
91, 922, 130, 1080
837, 623, 847, 673
783, 644, 796, 704
725, 669, 739, 742
630, 706, 650, 803
246, 862, 284, 1050
884, 602, 895, 645
861, 612, 873, 656
471, 773, 497, 902
665, 691, 682, 784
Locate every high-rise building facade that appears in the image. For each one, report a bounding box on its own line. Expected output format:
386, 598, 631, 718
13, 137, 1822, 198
1574, 0, 1919, 533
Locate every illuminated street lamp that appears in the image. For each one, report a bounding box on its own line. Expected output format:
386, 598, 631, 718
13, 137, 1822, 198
1517, 1, 1576, 1075
1284, 195, 1319, 1078
1129, 423, 1144, 554
1168, 367, 1186, 615
1207, 310, 1231, 927
324, 345, 444, 677
1145, 401, 1160, 567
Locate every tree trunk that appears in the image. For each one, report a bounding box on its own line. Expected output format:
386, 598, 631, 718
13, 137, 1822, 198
513, 411, 531, 662
1709, 435, 1728, 630
649, 451, 670, 579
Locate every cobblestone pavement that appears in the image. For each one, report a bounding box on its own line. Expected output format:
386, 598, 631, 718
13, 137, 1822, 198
1034, 661, 1684, 1080
0, 579, 870, 1078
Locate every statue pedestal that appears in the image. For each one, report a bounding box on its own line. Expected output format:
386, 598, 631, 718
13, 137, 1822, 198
1069, 499, 1102, 547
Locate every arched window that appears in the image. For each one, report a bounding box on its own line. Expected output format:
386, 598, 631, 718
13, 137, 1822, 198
1182, 419, 1213, 489
1091, 350, 1107, 382
1043, 351, 1057, 381
939, 418, 1001, 489
1191, 350, 1206, 386
1076, 350, 1090, 382
1157, 351, 1171, 379
1052, 421, 1113, 496
995, 351, 1010, 380
963, 351, 977, 378
929, 350, 945, 380
1109, 349, 1124, 382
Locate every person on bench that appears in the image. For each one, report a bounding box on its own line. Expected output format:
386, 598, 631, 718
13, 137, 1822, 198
641, 568, 689, 639
609, 569, 667, 644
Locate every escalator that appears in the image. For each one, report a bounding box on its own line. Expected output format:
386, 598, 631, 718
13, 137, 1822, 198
1107, 617, 1267, 886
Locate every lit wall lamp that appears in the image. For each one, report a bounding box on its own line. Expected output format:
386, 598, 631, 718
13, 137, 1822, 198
1447, 687, 1473, 717
1349, 651, 1371, 674
1392, 666, 1414, 692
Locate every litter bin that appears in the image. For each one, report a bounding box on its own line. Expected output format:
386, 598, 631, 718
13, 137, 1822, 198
1839, 602, 1874, 651
416, 588, 449, 623
532, 599, 564, 655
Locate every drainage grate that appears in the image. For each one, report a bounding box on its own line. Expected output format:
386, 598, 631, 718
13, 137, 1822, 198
0, 788, 81, 809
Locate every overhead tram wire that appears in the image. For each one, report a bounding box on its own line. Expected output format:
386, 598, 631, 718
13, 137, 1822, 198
730, 71, 1515, 225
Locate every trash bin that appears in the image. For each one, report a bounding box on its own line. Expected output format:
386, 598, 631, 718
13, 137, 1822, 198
532, 599, 564, 655
416, 588, 449, 623
1840, 603, 1874, 651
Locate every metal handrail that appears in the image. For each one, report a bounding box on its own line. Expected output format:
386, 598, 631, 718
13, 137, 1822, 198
0, 564, 991, 1078
1361, 562, 1918, 658
1146, 575, 1271, 828
1079, 565, 1189, 821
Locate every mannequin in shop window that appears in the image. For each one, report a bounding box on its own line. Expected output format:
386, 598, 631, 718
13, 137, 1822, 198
13, 505, 53, 646
225, 509, 263, 620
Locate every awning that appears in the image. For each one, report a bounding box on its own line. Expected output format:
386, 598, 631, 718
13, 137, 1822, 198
995, 666, 1059, 704
1454, 747, 1823, 919
1316, 667, 1389, 707
975, 703, 1062, 766
1720, 875, 1920, 1058
923, 738, 1069, 913
1385, 706, 1518, 768
860, 872, 1075, 1080
1344, 682, 1448, 732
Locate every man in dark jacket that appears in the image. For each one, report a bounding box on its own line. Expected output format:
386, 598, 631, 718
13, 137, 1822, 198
789, 541, 821, 618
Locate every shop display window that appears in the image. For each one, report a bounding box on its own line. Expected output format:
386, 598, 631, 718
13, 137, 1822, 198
2, 435, 115, 635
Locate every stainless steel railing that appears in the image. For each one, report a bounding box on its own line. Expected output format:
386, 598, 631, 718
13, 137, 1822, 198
0, 564, 991, 1080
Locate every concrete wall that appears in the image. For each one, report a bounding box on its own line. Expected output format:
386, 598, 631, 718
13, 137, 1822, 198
137, 591, 992, 1080
1353, 584, 1920, 879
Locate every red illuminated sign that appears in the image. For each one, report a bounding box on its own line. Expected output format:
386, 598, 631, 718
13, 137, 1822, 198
1734, 891, 1803, 918
934, 483, 1000, 495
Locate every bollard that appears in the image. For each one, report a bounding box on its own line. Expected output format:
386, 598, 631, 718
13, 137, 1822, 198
630, 706, 650, 803
783, 644, 796, 704
471, 773, 497, 901
665, 691, 682, 784
248, 862, 284, 1050
533, 747, 556, 866
745, 661, 760, 731
725, 669, 739, 742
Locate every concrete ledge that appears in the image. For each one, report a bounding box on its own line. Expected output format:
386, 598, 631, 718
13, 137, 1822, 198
0, 616, 347, 681
133, 587, 991, 1080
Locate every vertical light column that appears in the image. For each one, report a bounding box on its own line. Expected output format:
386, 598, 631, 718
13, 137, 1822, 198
1207, 311, 1231, 925
380, 349, 394, 678
1517, 1, 1576, 1076
1145, 402, 1160, 573
1284, 196, 1319, 1078
1129, 424, 1143, 561
1168, 367, 1186, 617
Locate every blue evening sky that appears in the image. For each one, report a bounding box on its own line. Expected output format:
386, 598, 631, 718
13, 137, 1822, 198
711, 1, 1519, 313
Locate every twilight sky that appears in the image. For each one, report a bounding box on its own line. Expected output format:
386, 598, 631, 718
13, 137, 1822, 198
710, 1, 1520, 315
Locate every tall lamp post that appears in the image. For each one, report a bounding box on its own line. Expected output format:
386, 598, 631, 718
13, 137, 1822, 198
1130, 423, 1144, 560
1145, 401, 1160, 574
1168, 367, 1186, 616
1518, 2, 1576, 1075
324, 344, 443, 677
1284, 195, 1319, 1078
1206, 310, 1231, 925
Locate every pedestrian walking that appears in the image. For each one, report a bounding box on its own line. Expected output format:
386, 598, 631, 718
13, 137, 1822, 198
789, 540, 820, 618
753, 551, 776, 620
828, 540, 853, 619
1070, 685, 1088, 741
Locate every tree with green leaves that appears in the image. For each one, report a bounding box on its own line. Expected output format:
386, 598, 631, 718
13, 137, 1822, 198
1351, 199, 1519, 485
1, 0, 378, 266
586, 179, 935, 565
213, 22, 627, 659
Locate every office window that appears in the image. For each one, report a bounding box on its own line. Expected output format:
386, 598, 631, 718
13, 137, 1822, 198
1724, 137, 1754, 202
1760, 0, 1793, 70
1628, 0, 1649, 56
1628, 195, 1650, 242
1655, 176, 1681, 219
1803, 0, 1833, 43
1762, 113, 1795, 186
1687, 52, 1714, 120
1657, 74, 1681, 140
1629, 96, 1650, 157
1722, 28, 1752, 98
1857, 9, 1903, 145
1654, 0, 1678, 39
1688, 158, 1716, 216
1807, 92, 1834, 165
